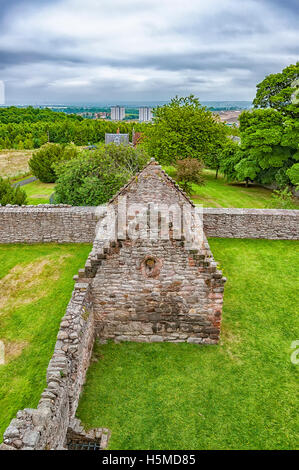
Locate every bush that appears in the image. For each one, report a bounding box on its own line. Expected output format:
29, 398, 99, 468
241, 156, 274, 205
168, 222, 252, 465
286, 163, 299, 189
266, 188, 295, 209
54, 144, 148, 206
0, 177, 27, 205
176, 158, 204, 194
29, 143, 79, 183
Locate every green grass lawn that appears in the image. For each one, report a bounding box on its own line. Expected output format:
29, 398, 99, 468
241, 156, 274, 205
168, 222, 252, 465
164, 167, 299, 209
15, 168, 299, 209
23, 180, 55, 205
77, 239, 299, 450
0, 243, 91, 442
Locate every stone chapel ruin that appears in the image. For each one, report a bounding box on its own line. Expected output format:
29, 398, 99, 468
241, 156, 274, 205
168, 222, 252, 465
1, 159, 226, 450
89, 158, 227, 344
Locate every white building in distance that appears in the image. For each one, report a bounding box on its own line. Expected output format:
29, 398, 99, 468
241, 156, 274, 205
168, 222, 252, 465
110, 106, 125, 121
139, 107, 153, 122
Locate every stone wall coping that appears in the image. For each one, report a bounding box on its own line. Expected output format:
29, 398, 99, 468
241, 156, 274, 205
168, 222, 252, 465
202, 207, 298, 216
0, 204, 297, 217
0, 205, 99, 212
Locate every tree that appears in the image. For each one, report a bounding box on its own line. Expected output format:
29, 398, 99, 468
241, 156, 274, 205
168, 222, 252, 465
144, 95, 227, 165
29, 143, 79, 183
286, 163, 299, 189
234, 158, 260, 187
0, 177, 27, 205
237, 107, 298, 187
253, 62, 299, 116
176, 158, 204, 194
232, 63, 299, 188
219, 140, 242, 181
54, 144, 148, 206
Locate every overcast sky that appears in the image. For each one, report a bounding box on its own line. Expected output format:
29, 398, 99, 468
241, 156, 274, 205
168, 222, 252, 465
0, 0, 298, 104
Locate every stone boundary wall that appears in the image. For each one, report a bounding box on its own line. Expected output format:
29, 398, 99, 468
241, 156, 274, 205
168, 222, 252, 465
0, 206, 298, 243
203, 208, 299, 240
0, 205, 98, 244
1, 282, 95, 450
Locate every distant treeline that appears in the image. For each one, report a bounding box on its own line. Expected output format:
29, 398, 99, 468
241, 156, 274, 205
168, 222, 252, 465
0, 106, 83, 124
0, 107, 149, 149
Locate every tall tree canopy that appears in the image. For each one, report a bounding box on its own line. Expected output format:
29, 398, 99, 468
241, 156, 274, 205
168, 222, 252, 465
222, 63, 299, 187
253, 62, 299, 117
144, 95, 227, 165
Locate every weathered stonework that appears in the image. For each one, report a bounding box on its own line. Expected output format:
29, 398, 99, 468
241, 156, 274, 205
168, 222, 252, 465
0, 205, 298, 244
92, 238, 225, 344
203, 207, 299, 239
0, 205, 98, 244
91, 160, 226, 345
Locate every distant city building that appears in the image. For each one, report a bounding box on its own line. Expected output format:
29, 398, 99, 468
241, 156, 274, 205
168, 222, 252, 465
139, 107, 153, 122
110, 106, 125, 121
78, 112, 94, 118
95, 112, 108, 119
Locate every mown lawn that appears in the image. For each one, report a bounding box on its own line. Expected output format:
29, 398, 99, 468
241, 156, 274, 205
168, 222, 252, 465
77, 239, 299, 450
0, 243, 91, 442
23, 180, 55, 205
164, 167, 299, 209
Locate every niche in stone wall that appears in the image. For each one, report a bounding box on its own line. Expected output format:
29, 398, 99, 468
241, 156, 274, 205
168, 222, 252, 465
140, 255, 162, 278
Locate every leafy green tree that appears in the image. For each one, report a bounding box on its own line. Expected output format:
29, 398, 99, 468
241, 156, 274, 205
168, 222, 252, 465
232, 63, 299, 187
219, 140, 242, 181
237, 107, 298, 187
286, 163, 299, 189
176, 158, 204, 194
0, 177, 27, 205
54, 144, 148, 206
234, 158, 260, 187
29, 143, 79, 183
144, 95, 227, 165
253, 62, 299, 116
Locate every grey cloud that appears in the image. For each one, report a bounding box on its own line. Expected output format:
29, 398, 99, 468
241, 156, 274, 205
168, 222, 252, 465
0, 0, 298, 103
0, 49, 86, 69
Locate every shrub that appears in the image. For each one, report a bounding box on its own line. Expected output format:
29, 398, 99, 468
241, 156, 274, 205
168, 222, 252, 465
176, 158, 204, 194
54, 144, 148, 206
286, 163, 299, 189
0, 177, 27, 205
266, 188, 295, 209
29, 143, 79, 183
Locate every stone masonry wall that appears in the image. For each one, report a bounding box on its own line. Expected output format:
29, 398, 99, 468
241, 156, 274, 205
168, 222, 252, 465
203, 208, 299, 240
91, 160, 226, 344
0, 206, 298, 244
1, 282, 95, 450
0, 205, 98, 243
93, 238, 225, 344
